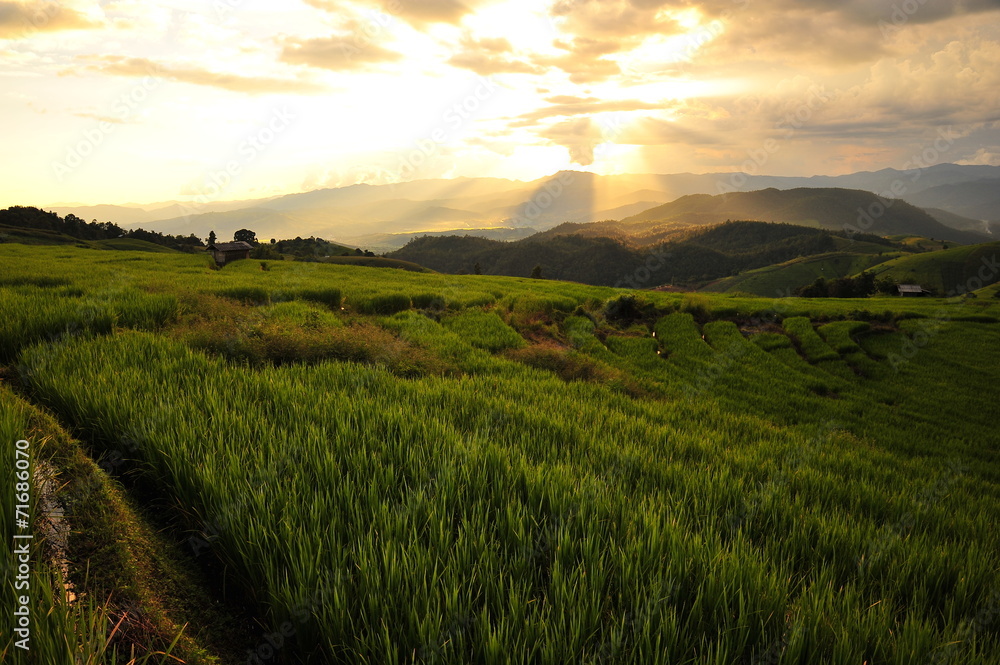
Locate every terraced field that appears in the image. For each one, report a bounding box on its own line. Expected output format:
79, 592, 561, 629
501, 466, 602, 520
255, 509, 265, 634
3, 245, 1000, 664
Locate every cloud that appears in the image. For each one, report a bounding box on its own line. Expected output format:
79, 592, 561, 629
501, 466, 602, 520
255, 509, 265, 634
512, 95, 667, 126
956, 147, 1000, 166
782, 38, 1000, 138
446, 34, 543, 75
77, 56, 328, 95
0, 0, 104, 38
280, 31, 404, 71
549, 0, 680, 38
448, 51, 543, 74
303, 0, 482, 27
73, 111, 132, 124
539, 116, 601, 165
539, 0, 1000, 75
531, 36, 625, 83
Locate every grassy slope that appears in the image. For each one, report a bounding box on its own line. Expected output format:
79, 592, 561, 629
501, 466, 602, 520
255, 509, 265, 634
316, 255, 431, 272
702, 231, 904, 295
0, 224, 182, 253
702, 251, 899, 296
869, 242, 1000, 295
0, 383, 246, 663
2, 244, 1000, 663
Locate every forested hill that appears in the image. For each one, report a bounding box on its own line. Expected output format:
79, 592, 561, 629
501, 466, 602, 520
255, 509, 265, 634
621, 187, 988, 244
0, 206, 204, 252
388, 221, 891, 287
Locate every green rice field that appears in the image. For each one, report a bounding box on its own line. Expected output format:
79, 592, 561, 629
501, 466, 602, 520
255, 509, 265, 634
3, 244, 1000, 664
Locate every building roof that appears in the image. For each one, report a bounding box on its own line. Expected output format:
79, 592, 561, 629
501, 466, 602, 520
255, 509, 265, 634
897, 284, 925, 293
207, 241, 253, 252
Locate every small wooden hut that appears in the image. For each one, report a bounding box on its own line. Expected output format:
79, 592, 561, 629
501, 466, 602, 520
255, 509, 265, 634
207, 241, 253, 266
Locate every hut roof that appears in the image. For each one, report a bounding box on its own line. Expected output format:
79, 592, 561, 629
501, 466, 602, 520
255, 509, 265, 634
897, 284, 924, 293
208, 241, 254, 252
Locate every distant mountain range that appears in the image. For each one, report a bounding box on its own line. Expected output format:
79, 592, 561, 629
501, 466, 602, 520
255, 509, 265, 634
904, 178, 1000, 223
619, 188, 987, 245
42, 164, 999, 250
387, 219, 903, 288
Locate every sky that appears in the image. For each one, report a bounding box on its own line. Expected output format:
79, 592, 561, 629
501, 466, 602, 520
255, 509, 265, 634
1, 0, 999, 207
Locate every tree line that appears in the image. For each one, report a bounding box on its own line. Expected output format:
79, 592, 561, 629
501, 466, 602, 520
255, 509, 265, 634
0, 206, 204, 252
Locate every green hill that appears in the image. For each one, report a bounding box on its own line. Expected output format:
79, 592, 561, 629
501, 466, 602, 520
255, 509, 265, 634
703, 251, 902, 296
622, 188, 989, 244
388, 221, 886, 287
868, 242, 1000, 295
93, 238, 182, 252
0, 206, 203, 252
0, 223, 181, 253
316, 255, 431, 272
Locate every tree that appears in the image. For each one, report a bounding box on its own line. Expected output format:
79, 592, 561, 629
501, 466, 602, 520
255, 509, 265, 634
208, 230, 217, 245
827, 277, 855, 298
234, 229, 257, 245
855, 270, 876, 297
875, 276, 897, 295
796, 277, 827, 298
474, 262, 482, 275
250, 244, 282, 260
530, 264, 543, 279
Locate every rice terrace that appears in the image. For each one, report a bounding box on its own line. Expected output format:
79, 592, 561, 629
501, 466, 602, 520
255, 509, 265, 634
4, 0, 1000, 663
3, 232, 1000, 662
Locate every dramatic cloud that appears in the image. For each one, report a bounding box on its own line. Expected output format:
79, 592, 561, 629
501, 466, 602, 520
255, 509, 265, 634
77, 56, 328, 95
0, 0, 103, 38
3, 0, 999, 207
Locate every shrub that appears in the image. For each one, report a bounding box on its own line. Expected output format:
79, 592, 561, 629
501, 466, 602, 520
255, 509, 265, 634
679, 293, 710, 319
298, 287, 342, 309
504, 345, 611, 383
354, 293, 411, 315
603, 294, 641, 322
412, 293, 445, 310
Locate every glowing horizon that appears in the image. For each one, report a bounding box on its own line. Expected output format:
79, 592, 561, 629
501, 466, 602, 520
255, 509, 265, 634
1, 0, 998, 208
